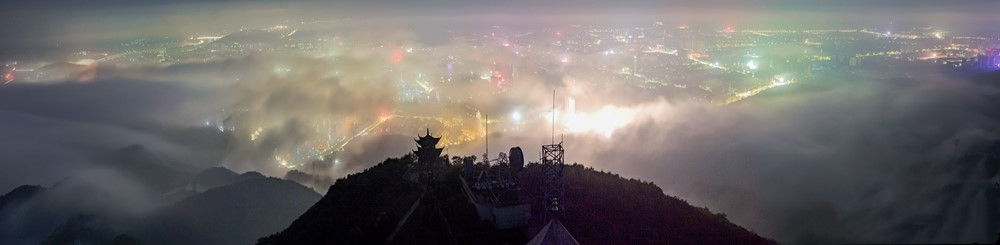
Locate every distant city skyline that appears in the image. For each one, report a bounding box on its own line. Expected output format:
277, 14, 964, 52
2, 1, 1000, 244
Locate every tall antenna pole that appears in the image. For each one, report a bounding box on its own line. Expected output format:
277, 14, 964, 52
485, 114, 489, 162
541, 89, 566, 222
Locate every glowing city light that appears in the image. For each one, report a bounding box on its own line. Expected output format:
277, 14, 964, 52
773, 76, 791, 86
250, 127, 263, 141
561, 97, 639, 138
511, 110, 522, 121
565, 107, 638, 138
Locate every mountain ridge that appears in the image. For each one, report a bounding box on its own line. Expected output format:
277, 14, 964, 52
261, 154, 775, 244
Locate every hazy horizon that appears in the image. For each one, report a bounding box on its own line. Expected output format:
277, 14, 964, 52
2, 0, 1000, 244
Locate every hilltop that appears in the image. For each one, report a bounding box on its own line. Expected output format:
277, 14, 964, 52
260, 154, 775, 244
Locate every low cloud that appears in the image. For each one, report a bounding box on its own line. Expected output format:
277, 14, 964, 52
544, 71, 1000, 243
1, 31, 999, 244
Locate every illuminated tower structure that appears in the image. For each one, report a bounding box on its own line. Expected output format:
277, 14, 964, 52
632, 55, 638, 76
414, 129, 443, 184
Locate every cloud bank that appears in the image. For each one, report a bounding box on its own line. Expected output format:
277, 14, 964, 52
2, 29, 1000, 244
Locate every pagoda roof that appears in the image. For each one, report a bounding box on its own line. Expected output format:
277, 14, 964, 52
415, 128, 442, 146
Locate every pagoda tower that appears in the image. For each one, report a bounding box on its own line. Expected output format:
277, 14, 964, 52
414, 129, 443, 183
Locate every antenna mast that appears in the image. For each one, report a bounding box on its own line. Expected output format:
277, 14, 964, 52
485, 114, 489, 163
541, 90, 565, 222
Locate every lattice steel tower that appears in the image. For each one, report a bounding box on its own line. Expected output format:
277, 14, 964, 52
541, 142, 565, 221
542, 90, 566, 221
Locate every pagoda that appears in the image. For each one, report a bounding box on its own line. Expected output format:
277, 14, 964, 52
414, 129, 443, 183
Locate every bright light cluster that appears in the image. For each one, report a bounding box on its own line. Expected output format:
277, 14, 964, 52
560, 97, 640, 138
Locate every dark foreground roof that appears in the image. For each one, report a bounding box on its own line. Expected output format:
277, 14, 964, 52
527, 219, 579, 245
